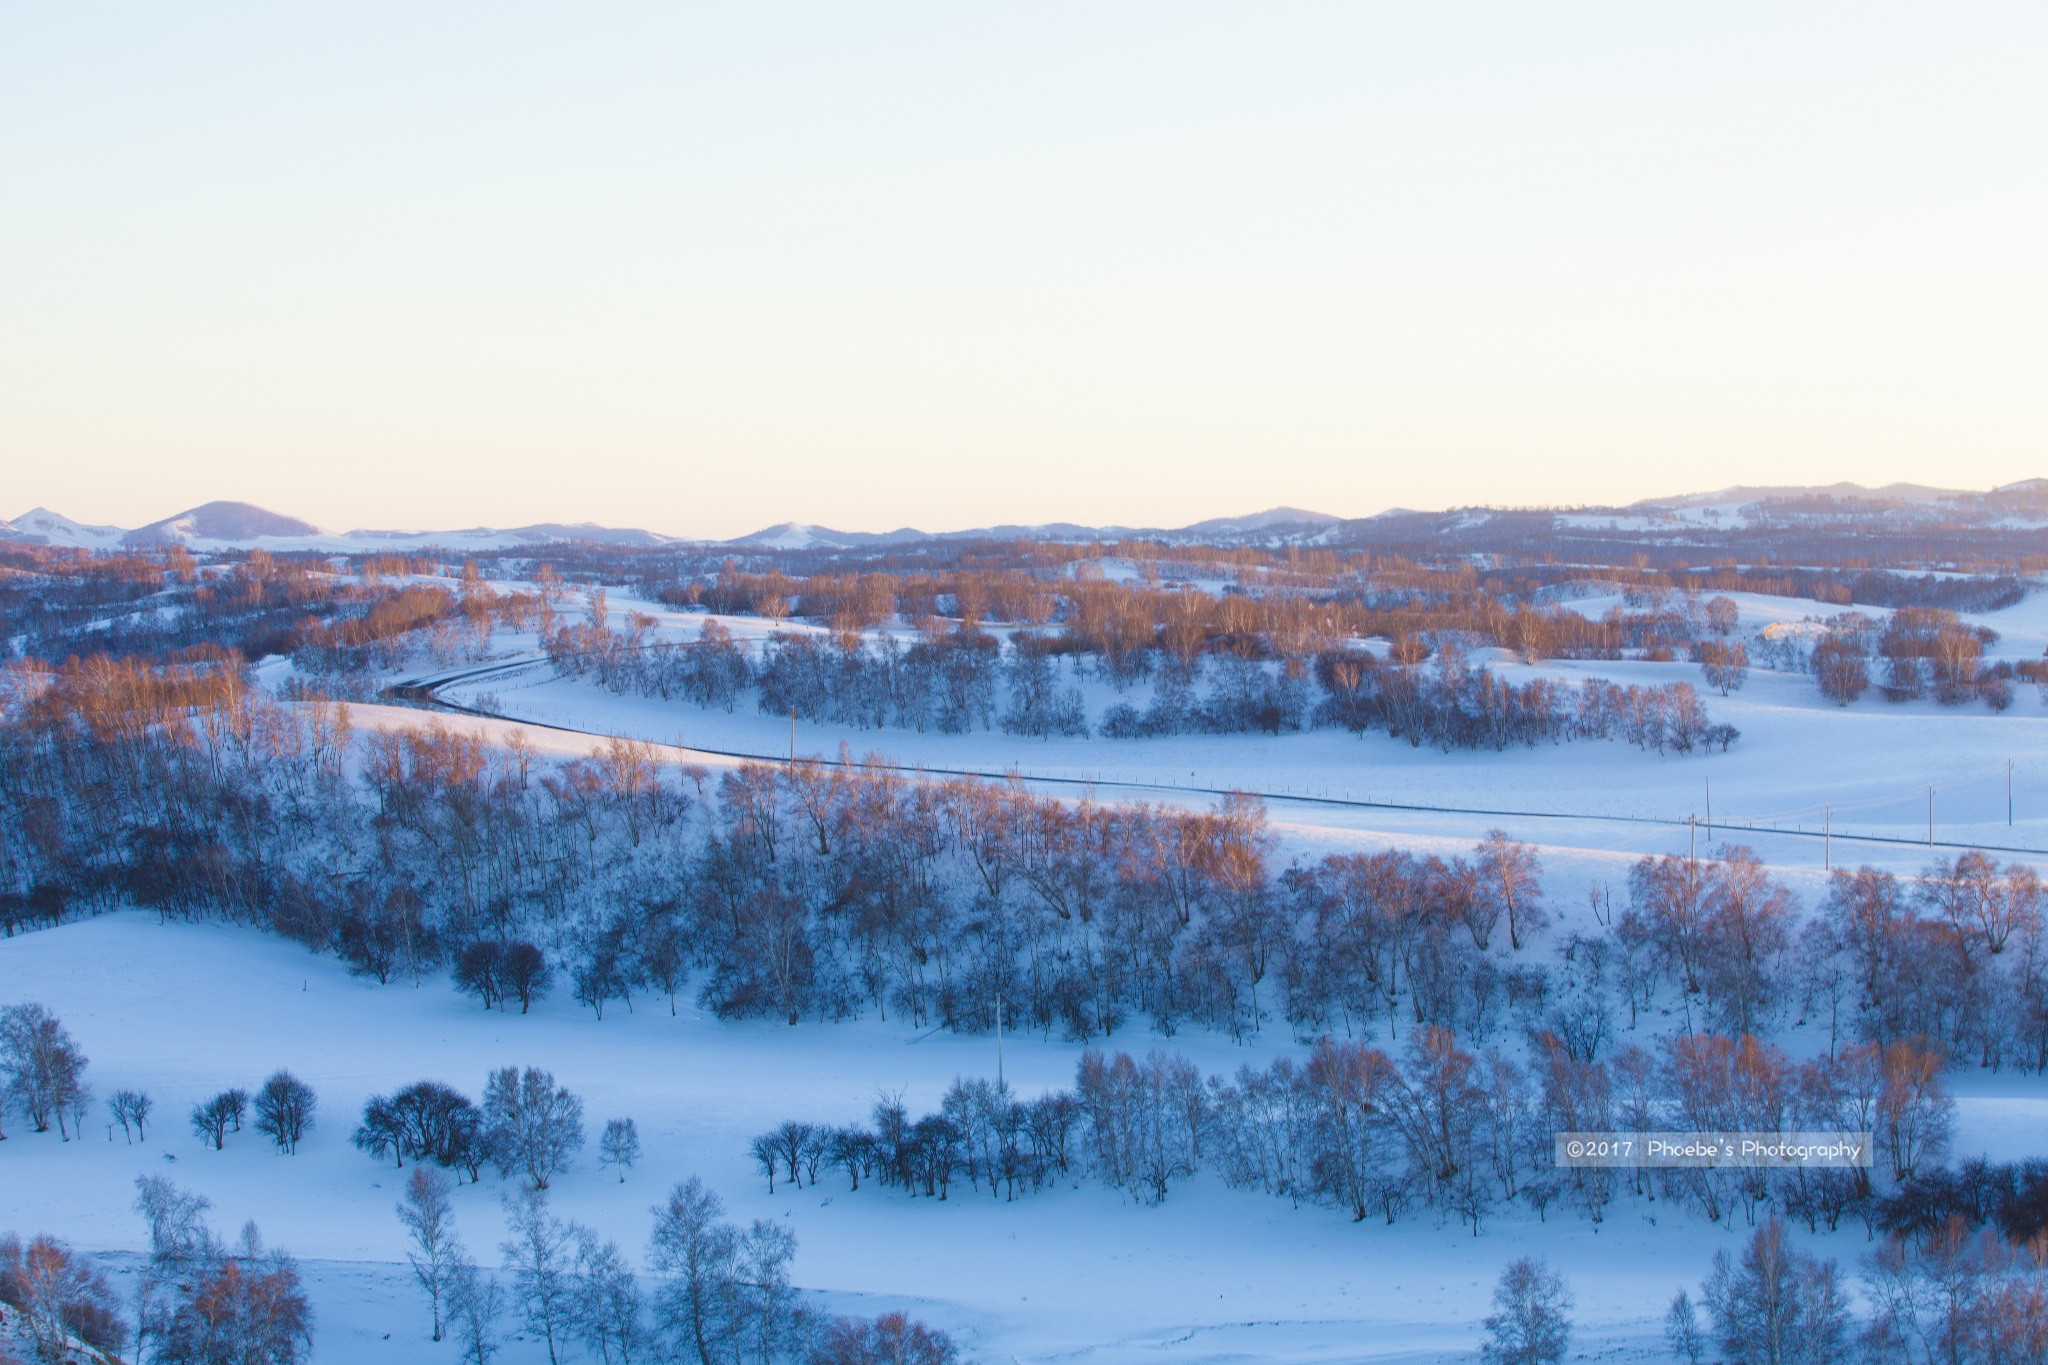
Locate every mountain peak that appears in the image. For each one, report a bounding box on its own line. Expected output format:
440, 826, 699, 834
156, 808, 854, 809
127, 501, 323, 544
3, 507, 128, 549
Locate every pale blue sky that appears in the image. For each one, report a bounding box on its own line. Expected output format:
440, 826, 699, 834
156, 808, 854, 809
3, 4, 2044, 537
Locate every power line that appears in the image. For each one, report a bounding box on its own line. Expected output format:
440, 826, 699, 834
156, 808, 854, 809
381, 665, 2048, 860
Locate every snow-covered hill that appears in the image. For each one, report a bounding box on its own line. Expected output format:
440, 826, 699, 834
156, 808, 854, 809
2, 506, 130, 550
0, 502, 1353, 554
9, 480, 2046, 556
0, 502, 689, 554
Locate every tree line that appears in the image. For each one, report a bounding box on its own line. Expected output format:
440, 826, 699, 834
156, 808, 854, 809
753, 1027, 1958, 1235
3, 656, 2040, 1082
1791, 606, 2023, 711
0, 542, 537, 674
1, 1000, 321, 1161
391, 1166, 957, 1365
551, 608, 1735, 753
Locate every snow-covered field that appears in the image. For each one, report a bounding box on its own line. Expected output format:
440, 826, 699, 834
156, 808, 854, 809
415, 579, 2048, 880
5, 912, 2045, 1364
12, 580, 2048, 1362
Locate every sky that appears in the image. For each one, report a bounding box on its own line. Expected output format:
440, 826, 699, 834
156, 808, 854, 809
2, 3, 2045, 539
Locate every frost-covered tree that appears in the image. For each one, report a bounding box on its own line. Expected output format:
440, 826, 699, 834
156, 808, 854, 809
572, 1229, 646, 1365
1665, 1288, 1706, 1365
1701, 1216, 1850, 1365
500, 1183, 578, 1365
648, 1177, 741, 1365
397, 1167, 461, 1342
599, 1117, 642, 1183
446, 1254, 504, 1365
482, 1066, 584, 1189
0, 1232, 128, 1361
134, 1175, 217, 1269
0, 1003, 89, 1137
1480, 1256, 1572, 1365
133, 1175, 220, 1361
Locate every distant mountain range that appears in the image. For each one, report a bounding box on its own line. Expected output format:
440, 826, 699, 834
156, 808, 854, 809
720, 506, 1345, 551
0, 503, 686, 554
5, 484, 2044, 555
0, 500, 1350, 553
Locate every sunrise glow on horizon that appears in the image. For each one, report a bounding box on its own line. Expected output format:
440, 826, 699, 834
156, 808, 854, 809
4, 4, 2045, 537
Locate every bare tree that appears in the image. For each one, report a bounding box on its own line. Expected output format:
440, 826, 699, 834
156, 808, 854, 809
599, 1117, 641, 1183
648, 1177, 741, 1365
736, 1219, 800, 1365
573, 1229, 647, 1365
481, 1067, 585, 1189
1876, 1040, 1952, 1184
255, 1070, 317, 1154
454, 940, 507, 1010
1481, 1256, 1572, 1365
502, 944, 552, 1014
500, 1182, 578, 1365
397, 1167, 461, 1342
110, 1088, 153, 1143
155, 1222, 314, 1365
814, 1312, 959, 1365
191, 1091, 245, 1151
1812, 637, 1870, 705
0, 1232, 128, 1361
1665, 1289, 1706, 1365
1701, 1216, 1850, 1365
1477, 832, 1547, 952
0, 1003, 89, 1137
446, 1254, 504, 1365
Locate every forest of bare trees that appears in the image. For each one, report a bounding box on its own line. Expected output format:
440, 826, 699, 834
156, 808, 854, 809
6, 534, 2032, 770
753, 1028, 1960, 1239
2, 652, 2042, 1081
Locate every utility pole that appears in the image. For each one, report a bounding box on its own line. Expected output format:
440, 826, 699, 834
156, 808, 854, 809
1689, 813, 1697, 863
1705, 779, 1712, 841
2010, 759, 2015, 826
788, 706, 795, 769
1928, 786, 1934, 848
1824, 805, 1831, 872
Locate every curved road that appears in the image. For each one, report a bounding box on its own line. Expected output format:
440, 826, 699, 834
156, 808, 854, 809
382, 655, 2045, 860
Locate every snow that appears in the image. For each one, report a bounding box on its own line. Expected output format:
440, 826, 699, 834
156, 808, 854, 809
420, 621, 2048, 878
740, 524, 833, 551
17, 580, 2048, 1360
3, 507, 128, 551
8, 912, 2043, 1364
0, 509, 685, 555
